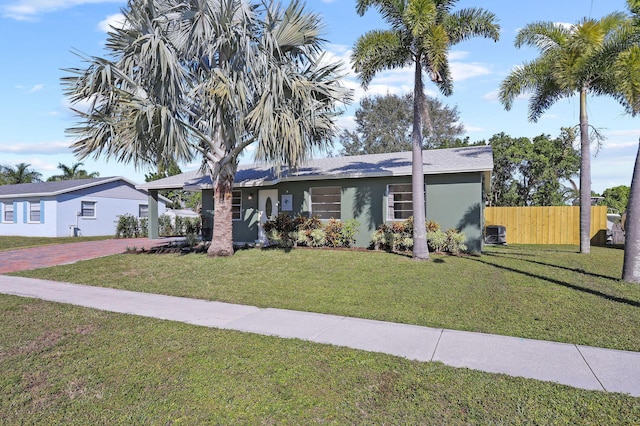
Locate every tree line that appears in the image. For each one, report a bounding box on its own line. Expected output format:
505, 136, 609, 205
341, 93, 626, 209
0, 162, 98, 185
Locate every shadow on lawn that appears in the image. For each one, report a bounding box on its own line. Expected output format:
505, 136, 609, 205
482, 251, 620, 282
462, 256, 640, 309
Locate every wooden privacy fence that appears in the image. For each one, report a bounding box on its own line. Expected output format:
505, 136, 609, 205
484, 206, 609, 246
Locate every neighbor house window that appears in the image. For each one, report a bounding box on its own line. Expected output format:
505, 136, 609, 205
232, 190, 242, 220
310, 186, 341, 219
3, 202, 13, 223
81, 201, 96, 218
387, 184, 413, 220
139, 204, 149, 218
29, 201, 41, 222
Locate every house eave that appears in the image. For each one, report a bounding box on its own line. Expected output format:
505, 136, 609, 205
0, 176, 135, 199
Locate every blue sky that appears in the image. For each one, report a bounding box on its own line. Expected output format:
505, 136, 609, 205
0, 0, 637, 193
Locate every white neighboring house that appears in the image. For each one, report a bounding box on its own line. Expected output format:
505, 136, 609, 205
0, 177, 167, 237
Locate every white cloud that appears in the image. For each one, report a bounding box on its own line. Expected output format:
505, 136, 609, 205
29, 84, 44, 93
98, 13, 126, 32
448, 50, 469, 61
450, 62, 492, 82
335, 115, 356, 133
464, 125, 486, 133
2, 0, 122, 21
0, 141, 72, 155
483, 90, 499, 102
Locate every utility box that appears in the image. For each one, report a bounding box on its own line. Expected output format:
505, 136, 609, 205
485, 225, 507, 244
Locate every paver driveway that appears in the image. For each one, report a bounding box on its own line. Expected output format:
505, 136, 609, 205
0, 238, 168, 274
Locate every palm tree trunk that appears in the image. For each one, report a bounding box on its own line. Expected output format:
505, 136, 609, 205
579, 87, 591, 254
412, 61, 430, 260
623, 140, 640, 283
207, 173, 235, 257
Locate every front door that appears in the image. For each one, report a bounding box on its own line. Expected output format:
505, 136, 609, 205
258, 189, 278, 242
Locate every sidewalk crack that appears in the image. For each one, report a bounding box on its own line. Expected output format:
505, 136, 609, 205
576, 345, 606, 392
430, 329, 444, 362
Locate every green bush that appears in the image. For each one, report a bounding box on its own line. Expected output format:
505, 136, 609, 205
371, 217, 467, 255
115, 214, 140, 239
263, 213, 359, 248
138, 217, 149, 238
158, 214, 174, 237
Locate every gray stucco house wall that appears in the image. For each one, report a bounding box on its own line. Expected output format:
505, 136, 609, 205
0, 177, 166, 237
139, 145, 492, 253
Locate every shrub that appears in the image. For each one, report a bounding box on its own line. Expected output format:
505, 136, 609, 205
158, 214, 174, 237
445, 228, 468, 255
115, 214, 140, 239
371, 217, 468, 255
138, 217, 149, 238
263, 213, 359, 249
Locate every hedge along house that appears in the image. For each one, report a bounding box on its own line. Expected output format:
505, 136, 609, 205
0, 177, 167, 237
139, 145, 493, 252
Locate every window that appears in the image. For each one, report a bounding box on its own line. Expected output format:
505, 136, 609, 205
3, 202, 13, 223
29, 201, 41, 222
310, 186, 341, 219
387, 184, 413, 220
139, 204, 149, 218
232, 190, 242, 220
81, 201, 96, 218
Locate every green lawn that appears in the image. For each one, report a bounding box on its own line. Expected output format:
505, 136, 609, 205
14, 244, 640, 352
1, 296, 638, 424
0, 235, 113, 251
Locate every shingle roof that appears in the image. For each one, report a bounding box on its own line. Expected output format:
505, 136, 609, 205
138, 145, 493, 190
0, 177, 134, 198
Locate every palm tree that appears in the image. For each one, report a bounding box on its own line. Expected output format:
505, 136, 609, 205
1, 163, 42, 184
499, 13, 630, 254
62, 0, 350, 257
615, 0, 640, 282
47, 162, 99, 181
351, 0, 500, 260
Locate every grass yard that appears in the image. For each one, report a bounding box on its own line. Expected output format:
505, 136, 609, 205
14, 244, 640, 352
1, 296, 638, 424
0, 235, 112, 251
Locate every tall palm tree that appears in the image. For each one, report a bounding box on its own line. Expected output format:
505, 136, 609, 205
352, 0, 500, 260
615, 0, 640, 282
499, 13, 630, 254
47, 162, 99, 181
2, 163, 42, 184
62, 0, 350, 256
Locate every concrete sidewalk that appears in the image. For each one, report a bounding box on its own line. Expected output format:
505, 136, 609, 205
0, 275, 638, 397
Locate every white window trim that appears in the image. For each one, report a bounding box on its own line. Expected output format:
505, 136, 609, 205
81, 200, 97, 219
2, 202, 14, 223
232, 190, 242, 221
310, 186, 342, 220
139, 204, 149, 218
28, 201, 41, 223
387, 184, 413, 222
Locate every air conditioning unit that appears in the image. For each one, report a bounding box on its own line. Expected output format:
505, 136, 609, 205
485, 225, 506, 244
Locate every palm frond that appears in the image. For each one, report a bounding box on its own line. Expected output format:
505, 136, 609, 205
352, 29, 412, 88
444, 8, 500, 44
514, 21, 571, 53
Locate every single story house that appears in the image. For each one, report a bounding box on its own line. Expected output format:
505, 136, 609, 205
138, 145, 493, 252
0, 177, 166, 237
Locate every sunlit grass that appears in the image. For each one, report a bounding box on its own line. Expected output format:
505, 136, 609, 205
15, 244, 640, 351
0, 235, 112, 251
1, 296, 638, 424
